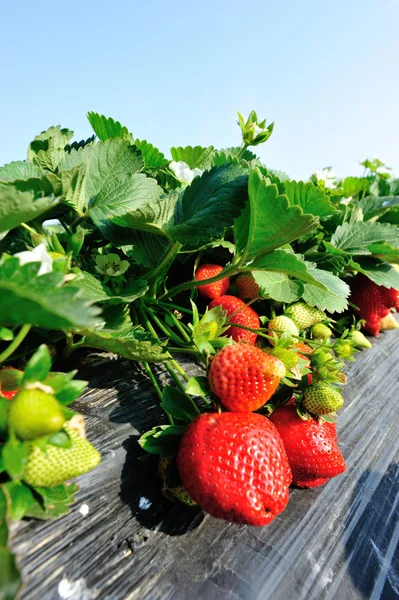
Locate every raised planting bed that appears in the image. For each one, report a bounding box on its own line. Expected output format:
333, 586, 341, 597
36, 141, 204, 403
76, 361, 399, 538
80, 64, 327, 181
10, 325, 399, 600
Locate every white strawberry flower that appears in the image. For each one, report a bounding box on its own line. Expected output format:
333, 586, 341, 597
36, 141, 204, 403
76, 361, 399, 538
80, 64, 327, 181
14, 243, 53, 275
315, 168, 336, 189
376, 166, 391, 176
169, 161, 203, 184
95, 254, 129, 277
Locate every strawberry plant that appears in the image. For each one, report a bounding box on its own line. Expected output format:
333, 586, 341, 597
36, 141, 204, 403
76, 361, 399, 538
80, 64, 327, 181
0, 109, 398, 596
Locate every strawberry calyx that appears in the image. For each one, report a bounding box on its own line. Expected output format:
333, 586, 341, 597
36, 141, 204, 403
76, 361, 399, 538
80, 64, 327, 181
0, 367, 24, 399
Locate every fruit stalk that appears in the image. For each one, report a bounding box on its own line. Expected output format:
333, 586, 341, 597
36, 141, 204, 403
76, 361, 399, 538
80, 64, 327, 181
0, 325, 32, 365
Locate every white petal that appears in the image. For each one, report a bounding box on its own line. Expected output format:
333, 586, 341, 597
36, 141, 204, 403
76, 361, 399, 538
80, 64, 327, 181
15, 243, 53, 275
169, 160, 201, 184
324, 180, 336, 189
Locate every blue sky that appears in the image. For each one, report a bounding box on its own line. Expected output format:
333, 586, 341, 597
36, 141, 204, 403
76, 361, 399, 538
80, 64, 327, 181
1, 0, 398, 180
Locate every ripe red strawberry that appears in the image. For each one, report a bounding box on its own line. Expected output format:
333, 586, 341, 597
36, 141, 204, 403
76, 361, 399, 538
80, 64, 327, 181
269, 405, 346, 488
195, 264, 230, 300
177, 412, 292, 526
349, 274, 398, 336
208, 295, 260, 344
235, 274, 260, 300
379, 286, 399, 310
295, 342, 312, 368
209, 344, 286, 412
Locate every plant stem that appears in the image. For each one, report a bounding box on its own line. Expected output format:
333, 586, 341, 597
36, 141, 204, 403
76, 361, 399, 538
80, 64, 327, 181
136, 302, 190, 390
153, 301, 197, 316
167, 347, 199, 355
164, 310, 192, 343
160, 264, 240, 300
237, 143, 249, 159
146, 241, 182, 296
142, 362, 162, 402
21, 223, 37, 235
145, 307, 188, 346
0, 325, 31, 364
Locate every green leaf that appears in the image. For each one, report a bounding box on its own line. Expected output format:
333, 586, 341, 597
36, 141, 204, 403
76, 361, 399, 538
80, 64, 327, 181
351, 257, 399, 288
72, 271, 148, 304
65, 135, 95, 153
58, 144, 93, 172
223, 147, 258, 162
134, 139, 168, 169
250, 250, 322, 285
0, 487, 9, 544
358, 195, 399, 219
121, 231, 171, 268
78, 322, 168, 363
342, 176, 374, 198
0, 187, 58, 233
87, 112, 132, 142
170, 145, 214, 170
379, 207, 399, 225
169, 164, 248, 245
0, 328, 13, 342
252, 271, 303, 303
60, 164, 88, 215
43, 372, 87, 406
0, 545, 21, 600
138, 425, 186, 456
111, 191, 178, 238
160, 386, 199, 422
185, 376, 210, 398
48, 430, 72, 449
283, 180, 335, 218
28, 125, 74, 172
0, 259, 101, 330
25, 483, 78, 519
4, 481, 34, 520
330, 221, 399, 254
0, 161, 44, 183
235, 168, 318, 263
211, 151, 239, 167
22, 344, 52, 384
87, 140, 162, 239
2, 439, 29, 478
368, 242, 399, 264
0, 398, 8, 436
302, 268, 350, 313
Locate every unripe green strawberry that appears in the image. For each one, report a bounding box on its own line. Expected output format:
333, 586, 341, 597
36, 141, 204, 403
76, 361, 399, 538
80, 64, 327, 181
9, 389, 65, 440
311, 323, 332, 341
303, 382, 344, 416
285, 303, 326, 330
48, 251, 65, 259
22, 423, 101, 487
271, 348, 299, 370
347, 331, 372, 349
268, 316, 299, 346
379, 313, 399, 331
194, 321, 219, 339
333, 340, 354, 360
159, 456, 197, 506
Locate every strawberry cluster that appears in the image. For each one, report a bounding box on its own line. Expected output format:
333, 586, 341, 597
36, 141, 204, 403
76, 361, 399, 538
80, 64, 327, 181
0, 365, 100, 488
168, 265, 351, 525
350, 274, 399, 336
